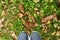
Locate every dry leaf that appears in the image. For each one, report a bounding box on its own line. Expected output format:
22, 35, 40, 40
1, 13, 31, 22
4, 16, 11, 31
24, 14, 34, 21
45, 37, 50, 40
9, 0, 13, 3
58, 0, 60, 2
36, 12, 40, 15
47, 21, 50, 24
0, 18, 5, 24
52, 32, 56, 35
0, 18, 5, 28
53, 17, 58, 22
12, 6, 16, 10
42, 13, 56, 23
58, 39, 60, 40
28, 12, 36, 23
9, 22, 13, 27
58, 26, 60, 29
22, 20, 37, 28
34, 7, 38, 11
56, 31, 60, 36
1, 10, 5, 16
50, 0, 53, 2
18, 3, 25, 13
42, 24, 47, 33
10, 31, 17, 40
33, 0, 39, 3
7, 30, 17, 40
45, 0, 48, 2
1, 1, 5, 4
17, 13, 24, 18
54, 24, 58, 28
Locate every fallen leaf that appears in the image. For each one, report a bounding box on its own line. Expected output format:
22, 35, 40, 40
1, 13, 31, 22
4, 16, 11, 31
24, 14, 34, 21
0, 18, 5, 28
10, 31, 17, 40
45, 0, 48, 2
9, 0, 13, 3
12, 6, 16, 10
1, 1, 5, 4
33, 0, 39, 3
0, 18, 5, 24
28, 12, 36, 23
42, 13, 56, 23
17, 13, 24, 18
34, 7, 38, 11
53, 17, 58, 22
18, 3, 25, 13
6, 28, 17, 40
9, 22, 13, 27
1, 10, 5, 16
42, 24, 47, 33
50, 0, 53, 2
56, 31, 60, 36
22, 19, 38, 28
52, 31, 56, 35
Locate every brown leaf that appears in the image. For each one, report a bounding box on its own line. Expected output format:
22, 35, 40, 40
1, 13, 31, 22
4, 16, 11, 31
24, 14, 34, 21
1, 1, 5, 4
56, 31, 60, 36
28, 12, 36, 23
33, 0, 39, 3
0, 18, 5, 24
17, 13, 24, 18
22, 19, 37, 28
10, 31, 17, 40
18, 3, 25, 13
43, 26, 47, 33
50, 0, 53, 2
9, 22, 13, 27
42, 13, 56, 23
1, 10, 5, 16
42, 24, 47, 33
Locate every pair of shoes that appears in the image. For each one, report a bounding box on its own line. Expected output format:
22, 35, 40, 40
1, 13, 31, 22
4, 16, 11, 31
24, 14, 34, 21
18, 31, 42, 40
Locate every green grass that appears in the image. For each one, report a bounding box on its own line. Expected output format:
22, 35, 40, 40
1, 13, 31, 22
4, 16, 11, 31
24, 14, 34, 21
0, 0, 60, 40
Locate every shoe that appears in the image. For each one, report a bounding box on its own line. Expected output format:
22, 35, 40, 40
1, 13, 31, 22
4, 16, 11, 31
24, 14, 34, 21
30, 31, 42, 40
18, 31, 28, 40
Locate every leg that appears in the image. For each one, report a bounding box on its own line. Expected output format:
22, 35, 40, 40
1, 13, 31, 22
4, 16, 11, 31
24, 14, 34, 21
30, 31, 42, 40
18, 31, 28, 40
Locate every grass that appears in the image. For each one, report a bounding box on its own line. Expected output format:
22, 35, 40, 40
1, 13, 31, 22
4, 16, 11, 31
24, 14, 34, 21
0, 0, 60, 40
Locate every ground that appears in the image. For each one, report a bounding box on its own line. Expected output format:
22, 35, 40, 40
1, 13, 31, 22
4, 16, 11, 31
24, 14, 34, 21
0, 0, 60, 40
